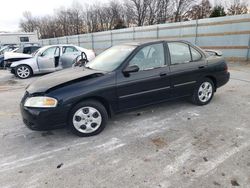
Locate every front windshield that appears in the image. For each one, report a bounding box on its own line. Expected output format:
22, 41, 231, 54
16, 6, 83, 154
0, 46, 8, 55
32, 46, 49, 57
85, 45, 136, 72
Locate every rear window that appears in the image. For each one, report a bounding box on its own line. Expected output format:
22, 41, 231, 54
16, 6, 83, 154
190, 47, 202, 61
168, 42, 191, 64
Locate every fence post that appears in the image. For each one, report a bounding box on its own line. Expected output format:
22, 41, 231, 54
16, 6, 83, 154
57, 38, 59, 45
110, 31, 113, 46
156, 26, 159, 39
66, 36, 68, 44
91, 34, 94, 50
133, 27, 135, 41
195, 19, 199, 45
247, 34, 250, 61
78, 35, 80, 46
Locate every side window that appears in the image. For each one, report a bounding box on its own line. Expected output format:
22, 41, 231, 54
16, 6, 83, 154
129, 43, 165, 71
190, 47, 202, 61
42, 47, 57, 57
168, 42, 191, 65
63, 46, 78, 54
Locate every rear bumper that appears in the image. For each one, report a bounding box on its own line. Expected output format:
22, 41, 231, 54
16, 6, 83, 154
217, 72, 230, 88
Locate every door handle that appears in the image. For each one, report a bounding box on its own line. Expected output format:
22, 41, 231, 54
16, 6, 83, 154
160, 72, 167, 77
198, 66, 205, 69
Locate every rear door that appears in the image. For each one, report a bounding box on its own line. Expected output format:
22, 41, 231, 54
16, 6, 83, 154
61, 46, 80, 68
37, 46, 60, 72
116, 42, 171, 111
167, 42, 207, 97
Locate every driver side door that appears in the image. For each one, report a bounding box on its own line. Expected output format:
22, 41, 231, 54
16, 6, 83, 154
37, 46, 60, 72
116, 42, 171, 111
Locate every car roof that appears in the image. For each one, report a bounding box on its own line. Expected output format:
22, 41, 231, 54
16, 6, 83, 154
122, 39, 190, 46
45, 44, 76, 47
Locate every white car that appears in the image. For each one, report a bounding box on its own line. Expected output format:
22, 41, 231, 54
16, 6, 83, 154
10, 45, 95, 79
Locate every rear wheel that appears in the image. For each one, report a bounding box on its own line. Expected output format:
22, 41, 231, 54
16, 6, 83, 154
191, 78, 215, 106
68, 100, 108, 137
15, 65, 32, 79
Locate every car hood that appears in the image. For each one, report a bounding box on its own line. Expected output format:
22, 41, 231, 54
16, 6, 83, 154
27, 67, 105, 94
4, 52, 32, 60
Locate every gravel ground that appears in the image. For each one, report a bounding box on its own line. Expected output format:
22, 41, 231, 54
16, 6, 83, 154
0, 64, 250, 188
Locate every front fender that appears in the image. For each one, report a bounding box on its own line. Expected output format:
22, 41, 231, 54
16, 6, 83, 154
10, 58, 39, 73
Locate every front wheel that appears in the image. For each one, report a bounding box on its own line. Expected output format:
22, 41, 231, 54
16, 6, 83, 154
15, 65, 32, 79
191, 78, 215, 106
68, 100, 108, 137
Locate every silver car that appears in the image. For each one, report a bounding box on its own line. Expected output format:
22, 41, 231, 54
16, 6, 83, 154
10, 45, 95, 79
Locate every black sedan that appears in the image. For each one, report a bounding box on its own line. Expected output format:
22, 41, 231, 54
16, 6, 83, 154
20, 40, 230, 137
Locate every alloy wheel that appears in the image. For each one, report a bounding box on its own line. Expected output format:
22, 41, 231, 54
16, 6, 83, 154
198, 82, 213, 103
16, 66, 30, 79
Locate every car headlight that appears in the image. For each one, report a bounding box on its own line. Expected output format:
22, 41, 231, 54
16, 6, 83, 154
24, 97, 58, 108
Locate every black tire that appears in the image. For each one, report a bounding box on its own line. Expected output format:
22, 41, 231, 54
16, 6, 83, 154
191, 78, 215, 106
15, 65, 32, 79
68, 100, 108, 137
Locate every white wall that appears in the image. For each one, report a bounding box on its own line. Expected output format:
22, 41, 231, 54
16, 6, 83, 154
0, 32, 38, 45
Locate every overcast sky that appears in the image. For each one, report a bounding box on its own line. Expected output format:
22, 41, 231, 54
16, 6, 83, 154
0, 0, 108, 32
0, 0, 247, 32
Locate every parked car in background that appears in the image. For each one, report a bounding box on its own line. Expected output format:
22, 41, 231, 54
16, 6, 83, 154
0, 44, 41, 69
10, 44, 96, 79
0, 45, 18, 68
19, 44, 41, 54
20, 40, 230, 137
4, 44, 41, 68
0, 45, 18, 55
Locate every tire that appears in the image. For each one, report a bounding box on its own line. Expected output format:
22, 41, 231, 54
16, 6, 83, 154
68, 100, 108, 137
191, 78, 215, 106
15, 65, 32, 79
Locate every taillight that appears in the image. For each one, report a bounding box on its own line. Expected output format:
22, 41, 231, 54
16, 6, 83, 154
224, 64, 228, 72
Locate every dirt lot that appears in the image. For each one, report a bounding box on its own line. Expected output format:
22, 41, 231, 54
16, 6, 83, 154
0, 64, 250, 188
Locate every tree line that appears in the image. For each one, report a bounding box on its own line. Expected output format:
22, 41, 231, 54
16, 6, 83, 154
20, 0, 249, 39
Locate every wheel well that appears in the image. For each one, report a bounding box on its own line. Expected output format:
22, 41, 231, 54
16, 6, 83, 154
205, 76, 217, 90
16, 64, 33, 75
72, 97, 112, 118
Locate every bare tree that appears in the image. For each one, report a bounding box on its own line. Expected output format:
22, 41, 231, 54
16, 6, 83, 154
227, 0, 249, 15
55, 8, 69, 36
157, 0, 172, 23
185, 0, 212, 20
172, 0, 197, 22
19, 11, 37, 32
68, 1, 84, 35
21, 0, 245, 39
84, 4, 99, 33
125, 0, 150, 26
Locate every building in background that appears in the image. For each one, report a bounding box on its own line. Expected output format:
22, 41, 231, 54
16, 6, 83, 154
0, 32, 38, 47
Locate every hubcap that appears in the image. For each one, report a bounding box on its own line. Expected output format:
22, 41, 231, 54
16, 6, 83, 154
73, 107, 102, 134
17, 66, 30, 78
198, 82, 213, 103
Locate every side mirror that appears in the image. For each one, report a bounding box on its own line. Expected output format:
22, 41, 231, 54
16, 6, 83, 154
123, 65, 139, 75
38, 52, 43, 57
